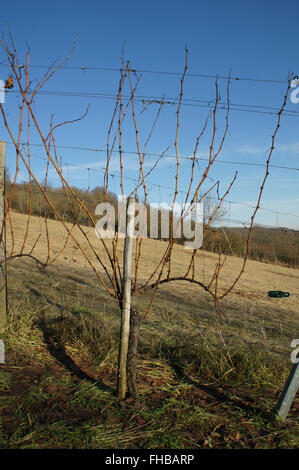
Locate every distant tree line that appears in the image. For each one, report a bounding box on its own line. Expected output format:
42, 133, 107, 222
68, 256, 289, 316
5, 177, 299, 269
202, 225, 299, 268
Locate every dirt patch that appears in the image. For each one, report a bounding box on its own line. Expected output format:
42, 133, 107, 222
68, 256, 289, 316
0, 352, 107, 440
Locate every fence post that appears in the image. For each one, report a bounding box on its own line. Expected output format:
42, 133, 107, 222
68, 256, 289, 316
0, 141, 7, 331
117, 196, 135, 400
276, 361, 299, 419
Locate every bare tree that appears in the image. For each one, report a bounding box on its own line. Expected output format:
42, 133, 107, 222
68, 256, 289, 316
0, 32, 292, 400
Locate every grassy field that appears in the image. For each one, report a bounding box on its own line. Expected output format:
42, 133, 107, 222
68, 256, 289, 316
0, 211, 298, 449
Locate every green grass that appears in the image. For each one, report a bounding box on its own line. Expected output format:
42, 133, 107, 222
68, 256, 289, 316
0, 372, 11, 391
0, 260, 298, 449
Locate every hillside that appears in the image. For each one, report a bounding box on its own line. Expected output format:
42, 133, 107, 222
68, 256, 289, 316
1, 211, 298, 449
4, 210, 299, 317
5, 180, 299, 268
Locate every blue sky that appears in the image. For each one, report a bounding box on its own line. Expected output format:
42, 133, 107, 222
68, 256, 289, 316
1, 0, 299, 229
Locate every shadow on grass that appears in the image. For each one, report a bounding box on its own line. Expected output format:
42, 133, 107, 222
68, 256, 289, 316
164, 348, 276, 422
29, 287, 66, 314
38, 316, 114, 394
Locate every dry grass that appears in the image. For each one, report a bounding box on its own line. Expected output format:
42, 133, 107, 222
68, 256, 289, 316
1, 211, 299, 449
5, 210, 299, 361
7, 210, 299, 308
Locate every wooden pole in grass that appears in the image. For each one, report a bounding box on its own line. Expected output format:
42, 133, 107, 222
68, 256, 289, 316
117, 197, 135, 400
276, 359, 299, 419
0, 141, 7, 331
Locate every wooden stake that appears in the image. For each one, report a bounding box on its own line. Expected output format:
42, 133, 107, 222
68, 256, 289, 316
117, 197, 135, 399
0, 141, 7, 331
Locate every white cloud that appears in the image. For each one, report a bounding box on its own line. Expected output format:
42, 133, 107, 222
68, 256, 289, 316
236, 141, 299, 157
276, 143, 299, 155
236, 144, 267, 155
